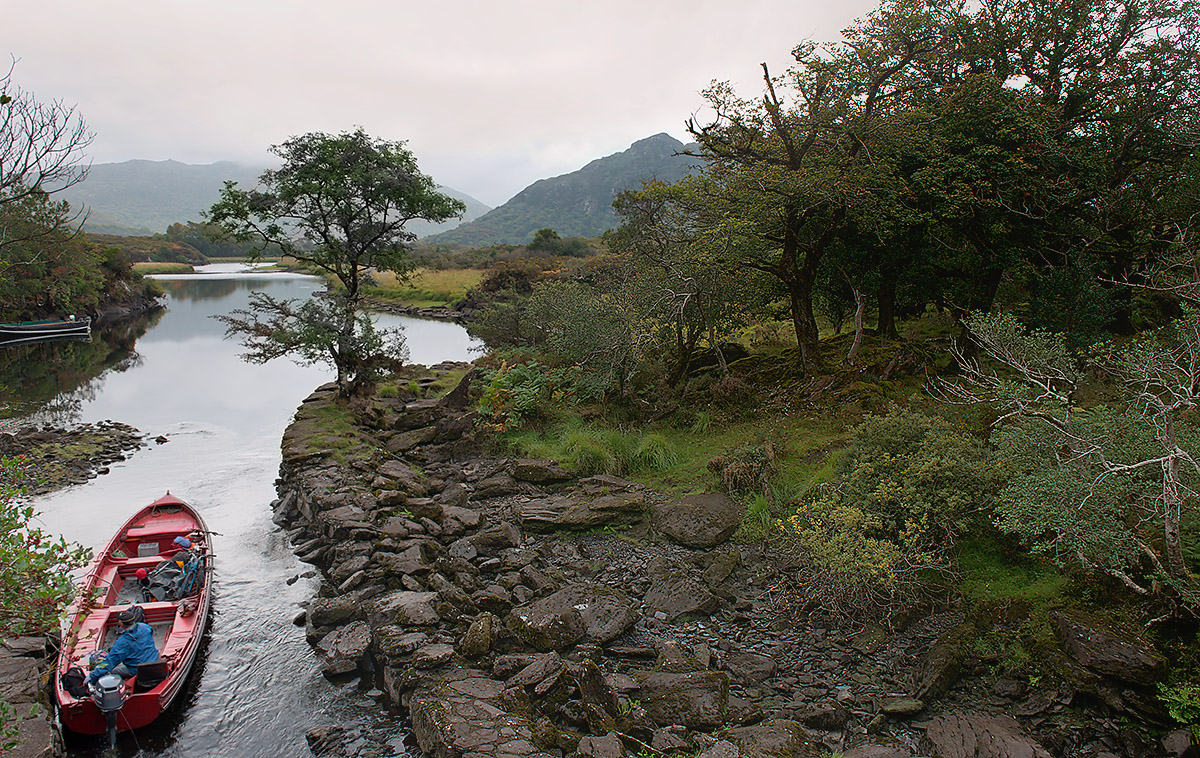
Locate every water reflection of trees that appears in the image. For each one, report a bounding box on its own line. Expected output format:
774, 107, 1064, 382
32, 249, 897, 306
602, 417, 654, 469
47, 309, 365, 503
160, 278, 297, 302
0, 313, 156, 426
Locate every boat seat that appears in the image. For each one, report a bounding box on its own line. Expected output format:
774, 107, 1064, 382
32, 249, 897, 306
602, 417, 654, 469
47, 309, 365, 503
133, 659, 169, 692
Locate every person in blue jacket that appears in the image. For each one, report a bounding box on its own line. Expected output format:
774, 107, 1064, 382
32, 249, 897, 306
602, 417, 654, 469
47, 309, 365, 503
87, 607, 159, 683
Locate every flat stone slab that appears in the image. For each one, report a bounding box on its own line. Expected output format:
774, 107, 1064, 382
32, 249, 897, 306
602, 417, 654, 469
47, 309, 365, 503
508, 583, 639, 650
409, 669, 556, 758
926, 711, 1051, 758
652, 493, 744, 548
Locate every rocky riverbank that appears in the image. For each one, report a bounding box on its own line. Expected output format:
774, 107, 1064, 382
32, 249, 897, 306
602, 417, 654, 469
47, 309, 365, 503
0, 421, 146, 494
366, 298, 473, 323
273, 370, 1194, 758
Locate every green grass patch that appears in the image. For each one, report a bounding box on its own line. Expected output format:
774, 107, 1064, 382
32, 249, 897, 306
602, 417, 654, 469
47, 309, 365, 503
367, 268, 484, 307
494, 404, 848, 504
134, 262, 194, 275
957, 540, 1071, 608
287, 397, 377, 465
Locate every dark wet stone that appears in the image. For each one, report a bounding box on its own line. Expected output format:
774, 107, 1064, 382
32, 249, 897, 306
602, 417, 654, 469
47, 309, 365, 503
925, 711, 1051, 758
652, 493, 744, 548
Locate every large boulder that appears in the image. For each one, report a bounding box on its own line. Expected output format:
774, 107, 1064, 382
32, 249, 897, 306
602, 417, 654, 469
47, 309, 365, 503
508, 584, 640, 651
724, 719, 822, 758
409, 669, 555, 758
366, 590, 441, 628
315, 620, 371, 677
458, 612, 498, 658
512, 458, 573, 483
307, 595, 362, 628
925, 712, 1051, 758
1052, 611, 1166, 685
652, 493, 744, 548
723, 652, 778, 684
507, 600, 587, 651
376, 459, 428, 496
634, 670, 731, 729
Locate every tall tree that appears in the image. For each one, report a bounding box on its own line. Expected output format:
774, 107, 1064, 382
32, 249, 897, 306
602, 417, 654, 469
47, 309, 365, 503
0, 62, 92, 252
686, 0, 965, 375
209, 128, 465, 393
967, 0, 1200, 331
610, 179, 755, 384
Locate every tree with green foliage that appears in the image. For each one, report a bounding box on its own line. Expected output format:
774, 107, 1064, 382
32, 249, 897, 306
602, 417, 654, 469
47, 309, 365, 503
942, 309, 1200, 605
0, 455, 90, 749
686, 0, 963, 375
610, 180, 757, 384
208, 128, 465, 393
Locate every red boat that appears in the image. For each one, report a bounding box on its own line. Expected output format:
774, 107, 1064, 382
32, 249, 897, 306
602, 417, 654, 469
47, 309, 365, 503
54, 493, 213, 745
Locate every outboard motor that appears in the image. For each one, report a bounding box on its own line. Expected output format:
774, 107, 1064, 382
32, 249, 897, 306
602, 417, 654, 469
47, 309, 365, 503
88, 672, 127, 748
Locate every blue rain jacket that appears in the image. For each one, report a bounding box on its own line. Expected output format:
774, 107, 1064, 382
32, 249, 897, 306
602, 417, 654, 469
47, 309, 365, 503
88, 622, 159, 682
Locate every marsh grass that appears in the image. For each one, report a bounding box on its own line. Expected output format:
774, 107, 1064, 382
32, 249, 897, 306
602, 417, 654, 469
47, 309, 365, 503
134, 262, 194, 275
368, 268, 483, 307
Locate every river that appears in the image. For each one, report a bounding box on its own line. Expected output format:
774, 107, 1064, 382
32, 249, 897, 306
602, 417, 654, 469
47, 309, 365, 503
7, 265, 479, 757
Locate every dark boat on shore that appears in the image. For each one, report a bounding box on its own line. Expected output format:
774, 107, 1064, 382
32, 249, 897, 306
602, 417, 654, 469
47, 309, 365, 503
0, 316, 91, 342
54, 493, 213, 747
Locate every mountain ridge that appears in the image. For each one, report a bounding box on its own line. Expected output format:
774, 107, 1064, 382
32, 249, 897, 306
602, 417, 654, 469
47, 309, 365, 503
423, 133, 700, 246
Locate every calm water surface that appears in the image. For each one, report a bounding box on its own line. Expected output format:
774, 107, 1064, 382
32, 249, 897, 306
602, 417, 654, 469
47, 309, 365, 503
17, 265, 478, 757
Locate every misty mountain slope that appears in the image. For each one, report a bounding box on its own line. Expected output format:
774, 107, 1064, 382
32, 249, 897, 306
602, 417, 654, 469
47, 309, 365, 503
59, 160, 490, 237
424, 133, 701, 246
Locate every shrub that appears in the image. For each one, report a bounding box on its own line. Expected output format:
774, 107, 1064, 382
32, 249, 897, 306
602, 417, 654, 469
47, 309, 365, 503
773, 408, 998, 618
777, 487, 946, 618
477, 360, 580, 432
707, 441, 777, 495
838, 407, 1001, 541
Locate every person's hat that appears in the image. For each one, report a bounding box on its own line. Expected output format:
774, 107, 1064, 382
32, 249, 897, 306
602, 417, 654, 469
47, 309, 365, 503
173, 536, 192, 549
135, 568, 148, 580
117, 607, 139, 625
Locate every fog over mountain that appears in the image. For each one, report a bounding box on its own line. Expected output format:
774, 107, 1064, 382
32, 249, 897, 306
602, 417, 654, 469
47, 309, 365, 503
60, 160, 491, 238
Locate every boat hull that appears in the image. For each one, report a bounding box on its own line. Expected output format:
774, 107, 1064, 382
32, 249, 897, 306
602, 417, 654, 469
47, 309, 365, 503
0, 317, 91, 340
55, 493, 213, 737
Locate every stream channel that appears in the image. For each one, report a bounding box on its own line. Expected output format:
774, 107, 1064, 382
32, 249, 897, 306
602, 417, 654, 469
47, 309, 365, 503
5, 264, 479, 757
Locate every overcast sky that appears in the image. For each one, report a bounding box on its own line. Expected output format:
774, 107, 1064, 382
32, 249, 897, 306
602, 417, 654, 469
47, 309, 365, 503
10, 1, 878, 207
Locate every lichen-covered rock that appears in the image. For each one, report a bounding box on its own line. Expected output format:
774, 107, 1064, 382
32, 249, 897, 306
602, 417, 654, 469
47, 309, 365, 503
373, 626, 429, 660
925, 712, 1051, 758
377, 459, 428, 496
1052, 611, 1166, 685
724, 719, 822, 758
723, 651, 778, 684
413, 643, 456, 669
470, 520, 523, 554
316, 621, 371, 678
522, 492, 646, 531
507, 601, 588, 652
512, 458, 573, 483
459, 612, 497, 658
366, 590, 441, 628
633, 670, 731, 729
509, 584, 639, 651
308, 596, 362, 628
652, 493, 744, 548
573, 732, 624, 758
409, 669, 555, 758
644, 566, 720, 621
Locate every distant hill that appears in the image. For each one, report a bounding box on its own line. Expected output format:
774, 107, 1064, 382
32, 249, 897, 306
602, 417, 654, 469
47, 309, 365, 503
61, 160, 262, 236
58, 160, 490, 237
424, 134, 701, 247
